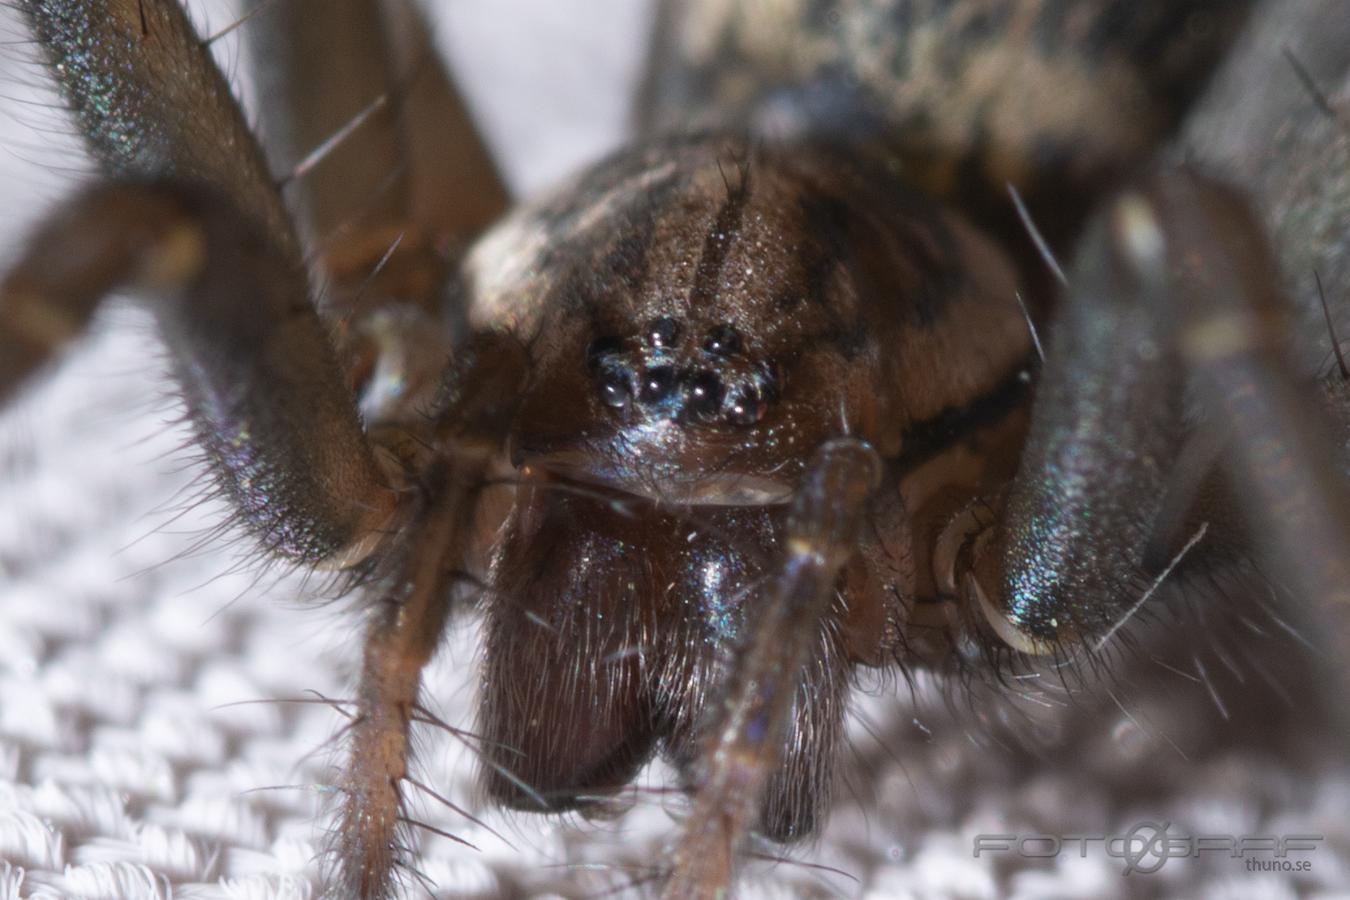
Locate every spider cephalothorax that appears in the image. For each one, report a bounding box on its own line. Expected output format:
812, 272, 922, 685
2, 0, 1349, 897
488, 140, 1028, 504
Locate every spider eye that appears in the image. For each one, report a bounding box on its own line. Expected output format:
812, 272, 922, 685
639, 365, 678, 403
703, 324, 741, 357
646, 316, 682, 348
686, 370, 723, 419
723, 366, 776, 427
597, 366, 634, 409
726, 387, 765, 426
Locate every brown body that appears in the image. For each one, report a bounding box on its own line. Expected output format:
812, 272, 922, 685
4, 1, 1350, 898
463, 136, 1033, 835
640, 1, 1253, 251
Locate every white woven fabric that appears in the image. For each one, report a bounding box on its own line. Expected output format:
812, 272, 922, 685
1, 3, 1348, 898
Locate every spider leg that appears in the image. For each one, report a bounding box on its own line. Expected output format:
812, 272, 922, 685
249, 0, 510, 423
0, 181, 527, 897
662, 438, 881, 899
0, 180, 397, 565
23, 0, 300, 258
251, 0, 507, 342
948, 172, 1196, 654
1141, 175, 1350, 623
23, 0, 411, 564
250, 0, 508, 311
337, 334, 527, 899
12, 6, 531, 895
964, 169, 1350, 676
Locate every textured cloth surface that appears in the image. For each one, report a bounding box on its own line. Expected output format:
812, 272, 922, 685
1, 2, 1349, 899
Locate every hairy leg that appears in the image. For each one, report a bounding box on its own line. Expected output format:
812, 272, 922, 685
250, 0, 509, 254
3, 5, 516, 897
24, 0, 299, 257
12, 0, 406, 576
662, 438, 881, 899
337, 334, 527, 898
962, 168, 1350, 698
0, 180, 395, 563
247, 0, 511, 425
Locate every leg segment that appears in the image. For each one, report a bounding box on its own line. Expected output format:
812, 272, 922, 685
964, 169, 1350, 673
250, 0, 509, 253
24, 0, 299, 260
662, 438, 880, 899
8, 6, 519, 898
1146, 175, 1350, 684
336, 335, 527, 898
246, 0, 511, 422
0, 181, 395, 563
249, 0, 509, 346
964, 182, 1190, 653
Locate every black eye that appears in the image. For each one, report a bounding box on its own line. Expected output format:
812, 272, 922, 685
586, 335, 624, 370
703, 324, 741, 357
685, 370, 723, 419
639, 365, 678, 403
597, 366, 634, 409
647, 316, 682, 349
726, 387, 764, 426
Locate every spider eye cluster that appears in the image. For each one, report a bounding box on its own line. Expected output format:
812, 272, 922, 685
585, 318, 777, 426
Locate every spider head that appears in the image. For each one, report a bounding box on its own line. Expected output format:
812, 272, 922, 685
464, 136, 1026, 512
472, 141, 913, 505
457, 137, 1036, 845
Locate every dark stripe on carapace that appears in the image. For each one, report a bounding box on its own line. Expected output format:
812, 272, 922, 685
556, 168, 688, 332
602, 166, 692, 299
687, 160, 753, 309
893, 362, 1032, 474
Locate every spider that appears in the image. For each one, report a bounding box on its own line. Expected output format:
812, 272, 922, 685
1, 0, 1348, 898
